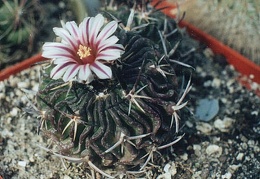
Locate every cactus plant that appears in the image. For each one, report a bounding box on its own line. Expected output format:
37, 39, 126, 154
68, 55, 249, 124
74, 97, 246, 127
175, 0, 260, 65
0, 0, 42, 45
0, 0, 42, 68
32, 0, 199, 177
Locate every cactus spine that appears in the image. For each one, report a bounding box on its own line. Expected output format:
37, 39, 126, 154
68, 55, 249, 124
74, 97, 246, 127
34, 0, 196, 177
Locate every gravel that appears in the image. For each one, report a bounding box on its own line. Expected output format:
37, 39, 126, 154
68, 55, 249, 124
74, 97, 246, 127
0, 46, 259, 179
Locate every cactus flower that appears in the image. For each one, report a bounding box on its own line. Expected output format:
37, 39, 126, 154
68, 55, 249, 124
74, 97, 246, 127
42, 14, 124, 83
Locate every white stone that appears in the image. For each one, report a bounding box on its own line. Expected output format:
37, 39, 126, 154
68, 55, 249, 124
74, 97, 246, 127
18, 160, 27, 167
203, 80, 211, 87
193, 144, 202, 156
214, 117, 234, 132
228, 164, 240, 174
10, 108, 19, 117
63, 175, 72, 179
2, 128, 13, 137
164, 162, 177, 176
221, 172, 232, 179
221, 98, 227, 104
157, 162, 177, 179
180, 153, 188, 161
196, 122, 213, 134
32, 84, 39, 91
206, 144, 222, 157
212, 78, 221, 88
236, 153, 244, 161
17, 81, 29, 88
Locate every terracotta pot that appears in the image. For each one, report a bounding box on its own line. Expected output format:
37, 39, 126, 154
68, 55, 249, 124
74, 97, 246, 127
151, 0, 260, 95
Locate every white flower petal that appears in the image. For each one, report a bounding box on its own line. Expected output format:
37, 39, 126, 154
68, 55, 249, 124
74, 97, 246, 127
89, 14, 104, 46
42, 42, 75, 59
79, 17, 91, 45
96, 21, 118, 45
50, 64, 71, 80
62, 64, 80, 82
96, 50, 122, 61
43, 14, 123, 82
53, 58, 74, 65
97, 36, 119, 52
65, 21, 80, 40
53, 27, 78, 50
96, 44, 124, 61
86, 17, 94, 44
90, 61, 112, 79
78, 65, 92, 81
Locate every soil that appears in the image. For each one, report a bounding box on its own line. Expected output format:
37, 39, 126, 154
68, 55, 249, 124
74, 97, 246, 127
0, 1, 259, 179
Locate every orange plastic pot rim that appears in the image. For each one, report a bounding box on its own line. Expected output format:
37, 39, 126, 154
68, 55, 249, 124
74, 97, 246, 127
0, 54, 46, 81
151, 0, 260, 85
0, 1, 259, 90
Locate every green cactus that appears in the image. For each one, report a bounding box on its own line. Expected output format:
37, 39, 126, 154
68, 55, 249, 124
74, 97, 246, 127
181, 0, 260, 65
0, 0, 41, 45
33, 0, 198, 177
0, 0, 42, 68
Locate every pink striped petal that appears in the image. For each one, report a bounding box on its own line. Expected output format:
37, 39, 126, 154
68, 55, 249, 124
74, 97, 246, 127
42, 43, 75, 58
50, 63, 72, 79
78, 64, 92, 81
53, 58, 75, 65
62, 64, 80, 82
97, 36, 119, 52
96, 50, 122, 61
86, 17, 94, 44
53, 27, 79, 51
65, 21, 80, 44
43, 14, 124, 83
96, 21, 118, 45
90, 61, 112, 79
79, 17, 90, 45
89, 14, 104, 46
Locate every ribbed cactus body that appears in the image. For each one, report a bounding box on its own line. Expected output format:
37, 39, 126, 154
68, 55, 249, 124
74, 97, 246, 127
0, 0, 39, 45
38, 29, 180, 166
36, 1, 193, 175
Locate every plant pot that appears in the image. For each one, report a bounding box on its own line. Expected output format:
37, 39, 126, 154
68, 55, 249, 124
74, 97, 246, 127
0, 54, 46, 81
151, 0, 260, 95
1, 1, 259, 91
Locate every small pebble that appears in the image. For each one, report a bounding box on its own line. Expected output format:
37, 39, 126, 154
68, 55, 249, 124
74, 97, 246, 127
236, 153, 244, 161
10, 108, 19, 117
212, 78, 221, 88
157, 162, 177, 179
163, 162, 177, 176
206, 144, 222, 157
63, 175, 72, 179
221, 172, 232, 179
18, 161, 27, 167
203, 80, 211, 87
17, 81, 29, 89
196, 122, 213, 134
193, 144, 202, 156
228, 164, 240, 174
214, 117, 234, 132
180, 153, 188, 161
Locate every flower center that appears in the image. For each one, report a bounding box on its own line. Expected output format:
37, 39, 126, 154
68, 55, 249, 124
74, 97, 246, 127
77, 44, 92, 59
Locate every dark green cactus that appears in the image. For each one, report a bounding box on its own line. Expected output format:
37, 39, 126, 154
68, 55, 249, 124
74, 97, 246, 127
0, 0, 42, 68
0, 0, 41, 45
34, 0, 194, 177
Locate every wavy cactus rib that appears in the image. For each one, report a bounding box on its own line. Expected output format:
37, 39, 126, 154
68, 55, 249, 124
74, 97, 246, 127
35, 0, 195, 176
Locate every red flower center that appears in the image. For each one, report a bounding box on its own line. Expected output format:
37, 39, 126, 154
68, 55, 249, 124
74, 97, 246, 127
77, 44, 95, 64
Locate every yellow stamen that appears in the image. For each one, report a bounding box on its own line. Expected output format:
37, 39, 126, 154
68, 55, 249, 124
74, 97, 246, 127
77, 44, 92, 59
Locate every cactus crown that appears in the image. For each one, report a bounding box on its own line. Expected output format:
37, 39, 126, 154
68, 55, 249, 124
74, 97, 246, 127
34, 0, 194, 177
